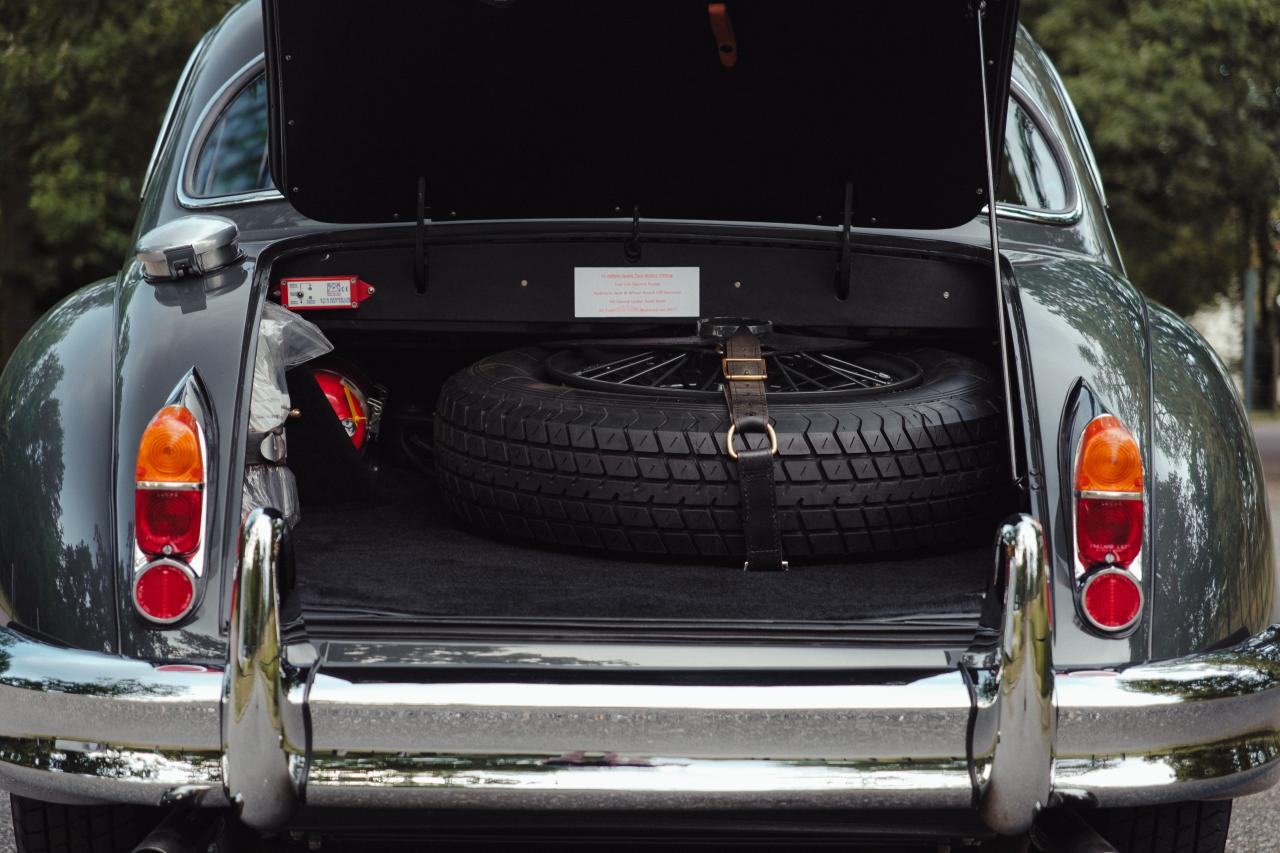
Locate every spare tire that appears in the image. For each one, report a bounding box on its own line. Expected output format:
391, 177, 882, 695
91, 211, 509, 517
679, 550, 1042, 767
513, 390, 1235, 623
434, 346, 1006, 560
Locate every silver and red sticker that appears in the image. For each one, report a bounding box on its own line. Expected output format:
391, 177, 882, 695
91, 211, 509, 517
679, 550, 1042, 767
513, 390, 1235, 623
279, 276, 375, 310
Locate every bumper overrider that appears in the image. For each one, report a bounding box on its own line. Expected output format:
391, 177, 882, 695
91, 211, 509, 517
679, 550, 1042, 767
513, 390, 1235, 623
1, 512, 1279, 835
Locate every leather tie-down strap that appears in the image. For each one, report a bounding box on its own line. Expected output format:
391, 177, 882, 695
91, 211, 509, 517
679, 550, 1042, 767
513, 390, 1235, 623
721, 331, 786, 571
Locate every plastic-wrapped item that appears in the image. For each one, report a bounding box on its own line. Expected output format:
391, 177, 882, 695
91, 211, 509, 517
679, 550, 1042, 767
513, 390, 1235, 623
242, 464, 301, 528
243, 302, 332, 527
249, 302, 332, 433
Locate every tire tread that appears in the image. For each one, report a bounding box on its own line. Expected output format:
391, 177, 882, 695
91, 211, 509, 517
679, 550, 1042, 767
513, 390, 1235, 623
10, 795, 148, 853
434, 347, 1007, 558
1086, 800, 1232, 853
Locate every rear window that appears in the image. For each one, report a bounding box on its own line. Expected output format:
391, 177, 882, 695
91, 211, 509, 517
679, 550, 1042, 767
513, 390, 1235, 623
188, 74, 271, 198
187, 74, 1070, 215
996, 99, 1069, 213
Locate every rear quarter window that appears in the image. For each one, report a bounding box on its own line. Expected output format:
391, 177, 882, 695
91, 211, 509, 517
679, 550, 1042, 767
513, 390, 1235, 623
187, 74, 271, 199
996, 98, 1069, 213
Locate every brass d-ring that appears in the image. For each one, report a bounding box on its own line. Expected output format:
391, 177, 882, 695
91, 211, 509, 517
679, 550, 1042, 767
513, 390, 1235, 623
726, 423, 778, 460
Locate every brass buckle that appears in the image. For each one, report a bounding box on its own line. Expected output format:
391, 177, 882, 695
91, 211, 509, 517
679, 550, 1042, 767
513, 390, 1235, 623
725, 423, 779, 459
722, 357, 767, 381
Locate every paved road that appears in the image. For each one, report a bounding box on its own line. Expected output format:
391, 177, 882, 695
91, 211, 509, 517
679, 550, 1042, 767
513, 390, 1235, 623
1226, 421, 1280, 852
5, 430, 1280, 852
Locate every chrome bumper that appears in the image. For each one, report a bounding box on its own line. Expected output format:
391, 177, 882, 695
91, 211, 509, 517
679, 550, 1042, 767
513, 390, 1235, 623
2, 511, 1278, 835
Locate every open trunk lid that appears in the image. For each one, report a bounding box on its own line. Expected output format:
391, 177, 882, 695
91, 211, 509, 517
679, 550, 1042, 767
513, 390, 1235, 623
263, 0, 1020, 228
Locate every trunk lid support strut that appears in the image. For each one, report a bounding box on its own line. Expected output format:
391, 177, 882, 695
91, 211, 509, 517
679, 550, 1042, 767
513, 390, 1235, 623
975, 0, 1021, 483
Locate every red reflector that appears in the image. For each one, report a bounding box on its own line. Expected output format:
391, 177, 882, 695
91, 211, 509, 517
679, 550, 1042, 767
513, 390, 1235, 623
136, 490, 202, 555
1076, 497, 1142, 566
134, 562, 195, 622
1082, 569, 1142, 631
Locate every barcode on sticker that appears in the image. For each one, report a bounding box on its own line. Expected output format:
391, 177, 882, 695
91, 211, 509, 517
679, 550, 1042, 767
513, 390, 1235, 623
283, 278, 359, 309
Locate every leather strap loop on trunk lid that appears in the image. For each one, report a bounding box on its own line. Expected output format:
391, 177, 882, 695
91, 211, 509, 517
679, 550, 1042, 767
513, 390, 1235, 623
722, 330, 786, 571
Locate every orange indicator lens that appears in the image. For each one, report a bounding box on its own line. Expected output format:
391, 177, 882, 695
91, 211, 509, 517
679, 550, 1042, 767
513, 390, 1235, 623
1075, 414, 1142, 493
136, 406, 203, 483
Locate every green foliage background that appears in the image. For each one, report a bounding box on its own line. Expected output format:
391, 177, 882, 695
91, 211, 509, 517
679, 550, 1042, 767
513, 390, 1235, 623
1024, 0, 1280, 318
0, 0, 236, 359
0, 0, 1278, 361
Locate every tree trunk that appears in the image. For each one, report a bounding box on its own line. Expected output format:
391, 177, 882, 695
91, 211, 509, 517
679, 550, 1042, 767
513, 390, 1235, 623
0, 148, 41, 368
0, 285, 37, 367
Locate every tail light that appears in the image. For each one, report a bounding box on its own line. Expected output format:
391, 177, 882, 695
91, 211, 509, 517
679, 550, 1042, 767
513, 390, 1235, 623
136, 406, 204, 555
1074, 413, 1144, 633
1080, 567, 1143, 631
134, 405, 204, 623
133, 559, 197, 623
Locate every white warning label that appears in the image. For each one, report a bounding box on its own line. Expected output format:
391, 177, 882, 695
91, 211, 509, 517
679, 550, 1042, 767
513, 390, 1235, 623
573, 267, 700, 318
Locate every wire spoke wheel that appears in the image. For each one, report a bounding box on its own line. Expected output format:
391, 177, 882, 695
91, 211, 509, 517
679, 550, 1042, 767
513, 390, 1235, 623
545, 347, 922, 398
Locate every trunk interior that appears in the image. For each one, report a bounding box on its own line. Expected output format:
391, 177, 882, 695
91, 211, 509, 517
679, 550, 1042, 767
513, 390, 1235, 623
262, 230, 1020, 647
293, 483, 990, 625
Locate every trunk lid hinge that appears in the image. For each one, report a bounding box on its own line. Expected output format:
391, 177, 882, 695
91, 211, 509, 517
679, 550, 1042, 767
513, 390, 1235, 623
624, 204, 643, 262
834, 180, 853, 301
414, 176, 429, 294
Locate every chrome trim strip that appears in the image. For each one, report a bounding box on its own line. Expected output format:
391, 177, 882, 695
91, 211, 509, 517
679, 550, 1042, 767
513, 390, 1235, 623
974, 515, 1054, 835
222, 508, 303, 829
305, 755, 976, 810
136, 481, 205, 492
318, 640, 958, 671
181, 187, 284, 209
1077, 489, 1142, 502
992, 202, 1082, 226
307, 669, 975, 764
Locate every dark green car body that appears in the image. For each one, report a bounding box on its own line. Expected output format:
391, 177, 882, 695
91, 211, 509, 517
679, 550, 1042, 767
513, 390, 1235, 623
0, 0, 1273, 842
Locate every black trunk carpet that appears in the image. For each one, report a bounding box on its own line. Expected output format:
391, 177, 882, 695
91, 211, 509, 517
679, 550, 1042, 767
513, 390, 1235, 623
291, 480, 991, 623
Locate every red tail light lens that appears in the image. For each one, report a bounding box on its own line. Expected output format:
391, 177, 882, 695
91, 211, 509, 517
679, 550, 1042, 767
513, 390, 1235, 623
1081, 568, 1143, 631
133, 561, 196, 623
135, 490, 202, 555
1076, 497, 1142, 566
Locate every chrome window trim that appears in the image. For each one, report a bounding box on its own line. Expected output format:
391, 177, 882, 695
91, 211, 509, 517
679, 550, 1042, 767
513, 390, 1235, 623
178, 62, 1080, 229
985, 80, 1083, 226
177, 55, 282, 209
142, 30, 212, 203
